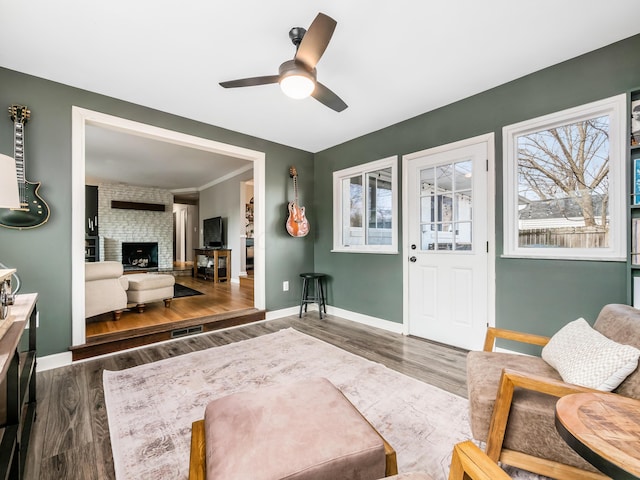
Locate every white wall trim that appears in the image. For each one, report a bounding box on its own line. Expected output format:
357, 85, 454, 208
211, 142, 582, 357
71, 106, 266, 347
36, 352, 73, 372
265, 306, 301, 320
326, 306, 405, 334
266, 306, 404, 334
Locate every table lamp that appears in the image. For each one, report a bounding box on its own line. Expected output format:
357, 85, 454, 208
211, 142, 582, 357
0, 153, 21, 303
0, 153, 20, 208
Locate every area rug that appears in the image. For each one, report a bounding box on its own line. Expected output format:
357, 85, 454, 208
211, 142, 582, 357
103, 328, 543, 480
173, 283, 203, 298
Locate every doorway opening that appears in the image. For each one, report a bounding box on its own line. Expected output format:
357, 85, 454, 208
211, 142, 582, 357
72, 107, 266, 351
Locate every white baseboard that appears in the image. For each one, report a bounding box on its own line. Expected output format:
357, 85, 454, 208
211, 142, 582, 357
326, 306, 405, 334
36, 305, 405, 371
265, 306, 300, 320
37, 351, 73, 372
260, 305, 404, 334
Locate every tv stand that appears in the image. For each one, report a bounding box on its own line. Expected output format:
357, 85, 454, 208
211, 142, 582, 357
193, 249, 231, 283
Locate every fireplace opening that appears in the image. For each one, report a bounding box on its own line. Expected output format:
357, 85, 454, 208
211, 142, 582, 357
122, 242, 159, 271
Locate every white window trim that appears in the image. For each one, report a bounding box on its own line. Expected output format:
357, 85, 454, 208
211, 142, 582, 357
332, 156, 398, 254
502, 94, 626, 261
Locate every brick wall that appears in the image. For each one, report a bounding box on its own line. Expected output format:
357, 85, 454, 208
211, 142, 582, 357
98, 184, 174, 269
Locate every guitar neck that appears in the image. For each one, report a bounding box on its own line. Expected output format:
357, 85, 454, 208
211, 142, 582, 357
13, 121, 26, 205
13, 122, 25, 183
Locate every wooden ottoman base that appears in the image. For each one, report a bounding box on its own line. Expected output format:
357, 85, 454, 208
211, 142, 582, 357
189, 379, 397, 480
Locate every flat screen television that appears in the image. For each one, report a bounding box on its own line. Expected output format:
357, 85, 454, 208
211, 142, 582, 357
203, 216, 224, 248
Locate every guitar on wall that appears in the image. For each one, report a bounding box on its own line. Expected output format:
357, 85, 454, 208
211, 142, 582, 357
286, 167, 310, 237
0, 105, 50, 229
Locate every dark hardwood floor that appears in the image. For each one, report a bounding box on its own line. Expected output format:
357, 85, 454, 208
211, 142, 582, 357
76, 270, 260, 359
26, 313, 468, 480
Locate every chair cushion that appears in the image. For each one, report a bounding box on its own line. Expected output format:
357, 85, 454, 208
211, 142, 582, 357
204, 377, 386, 480
466, 351, 596, 471
385, 473, 432, 480
594, 304, 640, 398
85, 261, 123, 281
126, 273, 175, 290
542, 318, 640, 391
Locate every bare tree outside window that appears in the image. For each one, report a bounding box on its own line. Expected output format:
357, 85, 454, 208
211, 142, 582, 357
516, 115, 610, 249
503, 94, 625, 260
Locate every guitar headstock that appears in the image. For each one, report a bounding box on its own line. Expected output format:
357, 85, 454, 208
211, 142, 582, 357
289, 166, 298, 178
9, 105, 30, 124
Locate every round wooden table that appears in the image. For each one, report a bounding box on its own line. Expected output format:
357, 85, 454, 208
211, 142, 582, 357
555, 392, 640, 479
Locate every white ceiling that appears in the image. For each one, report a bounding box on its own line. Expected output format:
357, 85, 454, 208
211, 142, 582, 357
84, 125, 252, 193
2, 1, 639, 189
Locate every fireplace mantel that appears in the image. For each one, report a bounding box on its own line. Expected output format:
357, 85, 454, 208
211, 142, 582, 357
111, 200, 166, 212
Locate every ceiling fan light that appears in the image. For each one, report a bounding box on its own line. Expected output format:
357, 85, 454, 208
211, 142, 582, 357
280, 74, 315, 99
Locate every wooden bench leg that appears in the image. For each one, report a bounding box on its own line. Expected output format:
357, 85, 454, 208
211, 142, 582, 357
189, 420, 206, 480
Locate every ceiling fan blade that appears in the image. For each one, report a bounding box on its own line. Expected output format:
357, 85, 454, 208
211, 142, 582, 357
312, 82, 347, 112
219, 75, 280, 88
295, 13, 337, 69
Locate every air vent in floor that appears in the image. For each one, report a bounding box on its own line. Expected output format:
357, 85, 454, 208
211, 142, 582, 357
171, 325, 204, 338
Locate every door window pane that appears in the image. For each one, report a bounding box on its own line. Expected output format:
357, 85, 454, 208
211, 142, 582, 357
420, 160, 473, 252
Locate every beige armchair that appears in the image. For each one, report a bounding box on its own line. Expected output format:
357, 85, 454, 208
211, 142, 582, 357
85, 261, 128, 320
467, 304, 640, 479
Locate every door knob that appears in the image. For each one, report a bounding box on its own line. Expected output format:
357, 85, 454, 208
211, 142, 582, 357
411, 244, 417, 250
409, 256, 417, 262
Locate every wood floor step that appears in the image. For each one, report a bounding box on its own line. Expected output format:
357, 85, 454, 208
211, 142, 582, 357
70, 308, 265, 361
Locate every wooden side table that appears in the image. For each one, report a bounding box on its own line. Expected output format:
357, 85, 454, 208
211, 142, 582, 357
193, 249, 231, 283
555, 392, 640, 479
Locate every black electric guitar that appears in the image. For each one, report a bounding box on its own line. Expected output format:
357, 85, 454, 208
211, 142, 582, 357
0, 105, 50, 229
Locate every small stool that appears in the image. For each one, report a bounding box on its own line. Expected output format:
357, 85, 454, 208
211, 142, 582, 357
189, 378, 397, 480
299, 272, 327, 319
125, 273, 175, 313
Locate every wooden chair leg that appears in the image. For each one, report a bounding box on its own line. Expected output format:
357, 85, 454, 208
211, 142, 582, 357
448, 441, 511, 480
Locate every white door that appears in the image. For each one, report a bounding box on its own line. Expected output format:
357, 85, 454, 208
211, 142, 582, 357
405, 138, 492, 350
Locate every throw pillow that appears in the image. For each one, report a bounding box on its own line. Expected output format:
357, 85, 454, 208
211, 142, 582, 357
541, 318, 640, 391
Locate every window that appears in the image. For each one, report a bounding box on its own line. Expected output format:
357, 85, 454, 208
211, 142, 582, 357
333, 156, 398, 253
420, 160, 473, 251
503, 94, 626, 260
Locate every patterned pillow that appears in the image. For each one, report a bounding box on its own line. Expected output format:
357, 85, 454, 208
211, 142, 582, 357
541, 318, 640, 391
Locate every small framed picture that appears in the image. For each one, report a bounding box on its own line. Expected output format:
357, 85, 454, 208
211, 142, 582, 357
632, 99, 640, 146
635, 158, 640, 205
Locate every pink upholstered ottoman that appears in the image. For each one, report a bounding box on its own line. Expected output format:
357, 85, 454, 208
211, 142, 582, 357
201, 378, 392, 480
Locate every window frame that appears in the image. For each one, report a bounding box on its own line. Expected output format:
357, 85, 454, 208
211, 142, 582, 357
332, 156, 398, 254
502, 94, 626, 260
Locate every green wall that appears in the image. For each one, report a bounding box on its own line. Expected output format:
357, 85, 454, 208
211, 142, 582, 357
2, 34, 639, 357
314, 34, 640, 335
0, 68, 314, 356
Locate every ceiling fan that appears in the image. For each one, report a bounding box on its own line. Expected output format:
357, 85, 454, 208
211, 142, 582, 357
219, 13, 348, 112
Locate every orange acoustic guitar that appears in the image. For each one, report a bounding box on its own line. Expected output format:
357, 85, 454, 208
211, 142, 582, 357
286, 167, 310, 237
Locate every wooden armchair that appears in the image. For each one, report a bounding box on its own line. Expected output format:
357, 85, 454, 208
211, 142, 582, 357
448, 440, 512, 480
467, 304, 640, 480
